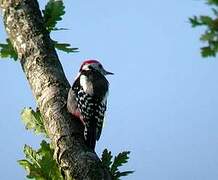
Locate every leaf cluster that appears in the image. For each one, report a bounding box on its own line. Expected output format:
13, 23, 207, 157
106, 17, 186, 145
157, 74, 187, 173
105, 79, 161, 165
43, 0, 78, 53
19, 108, 64, 179
101, 149, 134, 180
18, 140, 64, 180
189, 0, 218, 57
0, 0, 78, 61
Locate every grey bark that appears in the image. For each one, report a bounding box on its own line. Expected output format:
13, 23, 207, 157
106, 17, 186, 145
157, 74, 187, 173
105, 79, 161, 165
0, 0, 111, 179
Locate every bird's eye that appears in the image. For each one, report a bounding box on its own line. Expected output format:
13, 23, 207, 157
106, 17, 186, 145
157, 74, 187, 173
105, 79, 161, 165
98, 64, 103, 68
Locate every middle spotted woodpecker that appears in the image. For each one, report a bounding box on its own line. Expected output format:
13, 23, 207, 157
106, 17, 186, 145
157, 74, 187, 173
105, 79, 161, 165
67, 60, 113, 150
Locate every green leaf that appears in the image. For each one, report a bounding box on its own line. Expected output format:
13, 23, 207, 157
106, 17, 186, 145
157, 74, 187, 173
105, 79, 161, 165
201, 46, 216, 57
101, 150, 134, 179
0, 38, 18, 60
23, 144, 41, 168
53, 40, 79, 53
189, 16, 214, 27
43, 0, 65, 32
38, 140, 63, 180
110, 151, 131, 175
21, 107, 47, 136
208, 0, 218, 6
200, 31, 215, 41
18, 159, 43, 179
18, 141, 64, 180
189, 16, 203, 27
101, 149, 113, 168
18, 159, 35, 175
189, 1, 218, 57
114, 171, 134, 180
19, 144, 46, 179
199, 15, 214, 26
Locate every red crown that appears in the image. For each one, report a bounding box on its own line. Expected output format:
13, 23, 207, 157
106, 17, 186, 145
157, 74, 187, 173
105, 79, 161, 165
80, 59, 100, 71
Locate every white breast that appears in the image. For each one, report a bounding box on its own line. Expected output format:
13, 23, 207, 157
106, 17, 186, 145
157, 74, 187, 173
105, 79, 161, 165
80, 75, 94, 95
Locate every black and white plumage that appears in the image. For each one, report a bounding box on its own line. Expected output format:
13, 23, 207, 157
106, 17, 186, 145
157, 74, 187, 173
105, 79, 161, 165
67, 60, 113, 150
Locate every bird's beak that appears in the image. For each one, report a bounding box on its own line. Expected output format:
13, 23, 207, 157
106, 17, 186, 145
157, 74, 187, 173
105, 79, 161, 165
105, 70, 114, 75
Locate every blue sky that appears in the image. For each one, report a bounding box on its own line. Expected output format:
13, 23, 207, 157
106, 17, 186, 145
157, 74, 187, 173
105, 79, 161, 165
1, 0, 218, 179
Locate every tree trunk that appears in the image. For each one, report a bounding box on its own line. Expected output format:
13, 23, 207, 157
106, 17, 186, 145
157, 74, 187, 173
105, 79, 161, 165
0, 0, 111, 179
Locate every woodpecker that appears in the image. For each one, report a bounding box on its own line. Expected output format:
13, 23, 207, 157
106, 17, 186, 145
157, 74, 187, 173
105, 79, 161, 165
67, 60, 113, 150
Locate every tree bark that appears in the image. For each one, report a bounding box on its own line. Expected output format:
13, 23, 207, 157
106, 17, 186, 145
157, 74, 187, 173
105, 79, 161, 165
0, 0, 111, 179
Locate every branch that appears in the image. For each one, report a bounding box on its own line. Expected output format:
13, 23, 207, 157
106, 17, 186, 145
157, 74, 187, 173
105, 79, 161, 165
0, 0, 111, 179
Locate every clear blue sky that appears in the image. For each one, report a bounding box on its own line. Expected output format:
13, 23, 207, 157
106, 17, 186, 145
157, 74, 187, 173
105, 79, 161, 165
1, 0, 218, 179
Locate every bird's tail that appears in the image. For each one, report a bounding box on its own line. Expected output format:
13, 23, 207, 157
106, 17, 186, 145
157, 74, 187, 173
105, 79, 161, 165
84, 122, 96, 151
